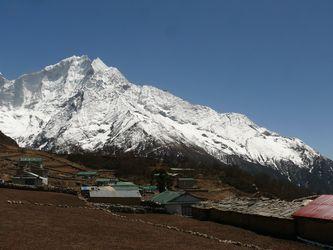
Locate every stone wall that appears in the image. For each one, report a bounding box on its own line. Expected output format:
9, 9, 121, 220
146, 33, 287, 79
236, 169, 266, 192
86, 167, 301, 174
192, 206, 296, 239
0, 182, 77, 195
295, 217, 333, 245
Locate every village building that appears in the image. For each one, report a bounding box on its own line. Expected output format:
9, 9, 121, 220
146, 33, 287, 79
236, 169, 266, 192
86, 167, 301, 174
18, 157, 43, 167
12, 157, 48, 186
76, 171, 97, 179
97, 169, 116, 175
88, 181, 142, 205
170, 168, 195, 173
292, 195, 333, 245
95, 178, 112, 186
169, 168, 195, 177
150, 190, 202, 216
176, 177, 197, 189
12, 172, 44, 186
80, 185, 91, 197
140, 185, 158, 194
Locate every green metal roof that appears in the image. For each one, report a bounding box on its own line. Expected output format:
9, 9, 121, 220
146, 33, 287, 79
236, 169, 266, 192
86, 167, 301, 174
114, 181, 137, 186
96, 178, 111, 182
178, 178, 196, 181
112, 181, 138, 190
76, 171, 97, 176
140, 185, 158, 191
150, 191, 184, 205
19, 157, 43, 163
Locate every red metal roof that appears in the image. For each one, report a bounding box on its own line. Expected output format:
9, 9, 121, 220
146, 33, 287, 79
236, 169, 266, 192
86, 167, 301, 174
293, 195, 333, 221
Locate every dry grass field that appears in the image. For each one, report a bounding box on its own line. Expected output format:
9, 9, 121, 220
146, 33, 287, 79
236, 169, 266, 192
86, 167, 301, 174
0, 188, 318, 250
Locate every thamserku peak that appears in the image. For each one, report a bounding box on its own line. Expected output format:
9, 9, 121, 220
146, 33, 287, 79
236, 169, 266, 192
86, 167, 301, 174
0, 55, 332, 192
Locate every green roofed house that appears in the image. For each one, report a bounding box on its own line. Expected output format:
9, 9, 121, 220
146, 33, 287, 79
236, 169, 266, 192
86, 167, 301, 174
150, 190, 202, 216
177, 177, 197, 189
112, 181, 139, 190
76, 171, 97, 179
19, 157, 43, 168
140, 185, 158, 193
95, 178, 111, 186
19, 157, 43, 163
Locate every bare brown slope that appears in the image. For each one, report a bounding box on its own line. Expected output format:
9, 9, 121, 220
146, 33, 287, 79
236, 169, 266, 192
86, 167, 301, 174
0, 131, 18, 147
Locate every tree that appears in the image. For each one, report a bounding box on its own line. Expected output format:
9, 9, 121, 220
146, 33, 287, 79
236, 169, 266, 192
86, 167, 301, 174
151, 168, 172, 193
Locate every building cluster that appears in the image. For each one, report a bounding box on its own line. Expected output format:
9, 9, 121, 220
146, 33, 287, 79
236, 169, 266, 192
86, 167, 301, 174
78, 168, 203, 216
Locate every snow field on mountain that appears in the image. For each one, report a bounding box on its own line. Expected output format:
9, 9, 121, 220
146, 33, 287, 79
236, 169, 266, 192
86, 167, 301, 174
0, 56, 320, 171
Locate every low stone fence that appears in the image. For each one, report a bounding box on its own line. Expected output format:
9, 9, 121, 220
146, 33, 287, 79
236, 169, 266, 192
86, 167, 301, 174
0, 182, 77, 195
93, 203, 167, 214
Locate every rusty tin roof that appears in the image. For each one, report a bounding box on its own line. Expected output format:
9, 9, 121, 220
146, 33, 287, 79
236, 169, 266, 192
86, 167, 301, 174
292, 195, 333, 221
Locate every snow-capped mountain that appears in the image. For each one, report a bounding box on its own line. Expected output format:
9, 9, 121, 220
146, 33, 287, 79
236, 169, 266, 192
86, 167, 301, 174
0, 55, 332, 192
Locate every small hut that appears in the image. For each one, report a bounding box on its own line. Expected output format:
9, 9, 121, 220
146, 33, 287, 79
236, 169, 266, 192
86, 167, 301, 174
88, 181, 142, 205
177, 177, 197, 189
150, 191, 202, 216
76, 171, 97, 179
293, 195, 333, 245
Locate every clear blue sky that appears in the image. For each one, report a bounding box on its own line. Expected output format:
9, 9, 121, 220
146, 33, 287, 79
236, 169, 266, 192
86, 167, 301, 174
0, 0, 332, 158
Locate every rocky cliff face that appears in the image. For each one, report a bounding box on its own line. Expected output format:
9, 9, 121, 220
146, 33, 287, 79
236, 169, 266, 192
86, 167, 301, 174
0, 55, 332, 192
